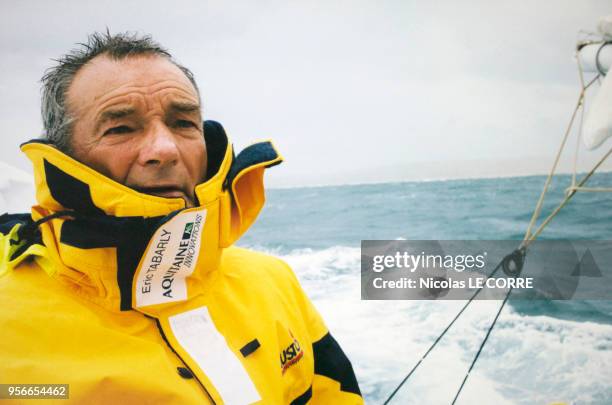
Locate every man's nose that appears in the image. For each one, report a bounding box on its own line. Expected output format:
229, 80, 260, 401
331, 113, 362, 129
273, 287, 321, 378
138, 122, 180, 167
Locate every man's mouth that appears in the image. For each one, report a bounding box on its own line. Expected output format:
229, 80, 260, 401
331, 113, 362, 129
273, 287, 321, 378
134, 186, 187, 199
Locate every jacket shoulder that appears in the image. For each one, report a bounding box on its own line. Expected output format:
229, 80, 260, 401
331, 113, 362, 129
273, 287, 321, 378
218, 246, 328, 338
220, 246, 297, 282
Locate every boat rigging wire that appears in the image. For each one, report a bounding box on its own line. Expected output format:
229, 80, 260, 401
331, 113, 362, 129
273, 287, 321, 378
383, 41, 612, 404
450, 287, 514, 405
383, 255, 506, 404
523, 74, 599, 243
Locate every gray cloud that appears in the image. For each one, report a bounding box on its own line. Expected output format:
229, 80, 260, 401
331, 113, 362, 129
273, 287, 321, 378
1, 0, 611, 186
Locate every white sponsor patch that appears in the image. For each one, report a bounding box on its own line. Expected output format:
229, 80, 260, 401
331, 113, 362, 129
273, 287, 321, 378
169, 307, 261, 404
134, 207, 206, 307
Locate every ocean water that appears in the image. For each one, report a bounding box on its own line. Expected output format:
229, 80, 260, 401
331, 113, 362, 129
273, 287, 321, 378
239, 172, 612, 404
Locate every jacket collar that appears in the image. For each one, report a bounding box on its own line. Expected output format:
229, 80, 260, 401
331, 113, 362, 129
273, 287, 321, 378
22, 121, 234, 217
19, 121, 283, 312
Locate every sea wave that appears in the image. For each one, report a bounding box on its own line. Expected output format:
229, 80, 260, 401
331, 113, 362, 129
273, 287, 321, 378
244, 244, 612, 404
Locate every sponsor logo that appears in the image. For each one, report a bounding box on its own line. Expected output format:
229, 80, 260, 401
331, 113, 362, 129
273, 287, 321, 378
280, 332, 303, 374
161, 220, 201, 298
182, 222, 194, 240
135, 208, 206, 307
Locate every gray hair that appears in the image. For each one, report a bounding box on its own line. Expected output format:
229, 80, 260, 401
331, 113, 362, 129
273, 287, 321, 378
40, 30, 200, 153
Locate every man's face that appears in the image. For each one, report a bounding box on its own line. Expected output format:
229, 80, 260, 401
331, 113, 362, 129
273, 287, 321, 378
66, 54, 207, 207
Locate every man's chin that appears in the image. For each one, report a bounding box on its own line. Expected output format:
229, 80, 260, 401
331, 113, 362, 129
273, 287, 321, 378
152, 192, 196, 208
183, 197, 196, 208
131, 187, 196, 207
147, 190, 187, 200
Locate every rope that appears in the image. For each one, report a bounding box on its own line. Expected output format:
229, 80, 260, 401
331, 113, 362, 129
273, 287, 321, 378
524, 94, 580, 240
595, 41, 612, 77
10, 210, 79, 246
383, 52, 610, 405
565, 186, 612, 193
521, 145, 612, 250
383, 257, 506, 404
450, 74, 612, 403
450, 287, 513, 405
383, 146, 611, 404
572, 51, 586, 189
523, 75, 599, 241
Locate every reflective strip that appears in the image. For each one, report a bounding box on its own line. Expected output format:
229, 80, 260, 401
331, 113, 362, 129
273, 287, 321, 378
169, 307, 260, 404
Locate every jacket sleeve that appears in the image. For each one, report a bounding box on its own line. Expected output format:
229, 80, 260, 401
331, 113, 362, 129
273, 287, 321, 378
281, 260, 364, 405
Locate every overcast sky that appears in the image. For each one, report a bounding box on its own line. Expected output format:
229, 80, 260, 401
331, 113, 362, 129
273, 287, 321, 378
1, 0, 611, 187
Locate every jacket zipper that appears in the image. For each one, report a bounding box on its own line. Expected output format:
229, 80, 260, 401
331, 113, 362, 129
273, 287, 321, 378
153, 318, 217, 404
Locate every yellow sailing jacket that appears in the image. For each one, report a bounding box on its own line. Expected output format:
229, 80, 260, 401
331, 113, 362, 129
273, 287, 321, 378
0, 121, 362, 404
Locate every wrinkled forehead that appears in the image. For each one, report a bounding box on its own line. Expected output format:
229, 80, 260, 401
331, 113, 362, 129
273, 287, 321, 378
66, 53, 199, 111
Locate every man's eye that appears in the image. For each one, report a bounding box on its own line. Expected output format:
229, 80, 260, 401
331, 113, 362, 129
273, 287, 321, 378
104, 125, 133, 135
176, 120, 197, 129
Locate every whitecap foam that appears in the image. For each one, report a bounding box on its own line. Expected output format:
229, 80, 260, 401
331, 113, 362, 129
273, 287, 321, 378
248, 245, 612, 404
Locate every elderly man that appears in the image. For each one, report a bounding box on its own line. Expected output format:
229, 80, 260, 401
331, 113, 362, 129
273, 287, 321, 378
0, 32, 362, 404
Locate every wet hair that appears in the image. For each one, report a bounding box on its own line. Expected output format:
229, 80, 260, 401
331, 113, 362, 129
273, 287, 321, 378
40, 30, 200, 153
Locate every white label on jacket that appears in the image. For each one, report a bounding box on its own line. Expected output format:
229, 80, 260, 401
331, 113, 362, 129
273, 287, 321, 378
169, 307, 261, 404
134, 207, 206, 308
